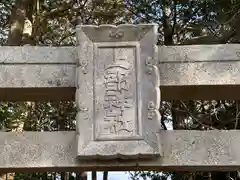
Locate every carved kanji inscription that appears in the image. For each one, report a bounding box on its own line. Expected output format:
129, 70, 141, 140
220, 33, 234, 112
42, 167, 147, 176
94, 47, 140, 140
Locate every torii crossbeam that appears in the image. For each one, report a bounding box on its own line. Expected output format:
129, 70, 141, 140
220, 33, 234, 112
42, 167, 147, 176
0, 24, 240, 172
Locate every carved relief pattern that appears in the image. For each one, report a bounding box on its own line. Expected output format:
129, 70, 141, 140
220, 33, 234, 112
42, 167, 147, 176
145, 54, 161, 123
76, 63, 89, 122
79, 60, 88, 74
147, 101, 155, 120
95, 47, 137, 140
145, 57, 154, 75
109, 30, 124, 38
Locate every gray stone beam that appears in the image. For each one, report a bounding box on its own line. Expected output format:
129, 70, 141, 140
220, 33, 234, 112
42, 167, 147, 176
1, 45, 240, 100
0, 130, 239, 172
0, 46, 76, 101
159, 44, 240, 100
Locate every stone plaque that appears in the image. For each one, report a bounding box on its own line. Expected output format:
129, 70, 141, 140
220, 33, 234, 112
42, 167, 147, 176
76, 24, 162, 160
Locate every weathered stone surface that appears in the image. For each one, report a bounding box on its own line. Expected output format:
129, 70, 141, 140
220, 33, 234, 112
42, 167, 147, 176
0, 131, 240, 172
0, 46, 76, 88
75, 24, 162, 160
1, 44, 240, 100
0, 46, 76, 100
159, 44, 240, 63
0, 65, 75, 87
157, 44, 240, 100
159, 44, 240, 86
0, 132, 77, 169
0, 46, 76, 63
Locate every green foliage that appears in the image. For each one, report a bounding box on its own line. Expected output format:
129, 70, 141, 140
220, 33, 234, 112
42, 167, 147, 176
129, 171, 171, 180
14, 173, 51, 180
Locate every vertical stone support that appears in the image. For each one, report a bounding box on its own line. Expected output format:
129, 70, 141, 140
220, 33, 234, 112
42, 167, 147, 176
75, 24, 162, 160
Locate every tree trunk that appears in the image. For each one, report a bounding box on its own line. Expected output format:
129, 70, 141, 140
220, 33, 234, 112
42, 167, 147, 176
60, 172, 66, 180
8, 0, 33, 45
103, 171, 108, 180
80, 172, 88, 180
161, 0, 173, 45
92, 171, 97, 180
172, 101, 184, 130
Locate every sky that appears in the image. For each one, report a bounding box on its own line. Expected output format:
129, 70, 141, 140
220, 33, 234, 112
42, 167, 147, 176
87, 172, 132, 180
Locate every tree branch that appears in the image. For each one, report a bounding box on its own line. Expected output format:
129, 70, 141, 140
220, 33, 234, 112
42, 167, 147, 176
7, 0, 32, 45
180, 101, 217, 130
182, 10, 240, 45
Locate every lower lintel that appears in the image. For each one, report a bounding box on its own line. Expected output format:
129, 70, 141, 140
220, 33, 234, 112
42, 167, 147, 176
0, 130, 239, 172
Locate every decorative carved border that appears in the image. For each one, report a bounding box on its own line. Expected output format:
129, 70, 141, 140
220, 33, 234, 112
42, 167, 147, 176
76, 24, 162, 160
146, 55, 161, 122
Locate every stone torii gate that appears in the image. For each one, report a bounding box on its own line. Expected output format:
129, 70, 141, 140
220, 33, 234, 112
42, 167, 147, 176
0, 23, 240, 172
